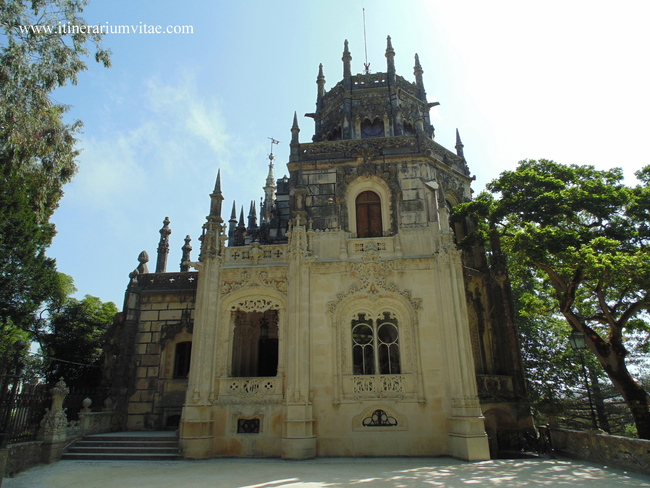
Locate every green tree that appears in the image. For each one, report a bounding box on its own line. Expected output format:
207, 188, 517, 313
39, 295, 117, 389
0, 0, 110, 337
455, 160, 650, 438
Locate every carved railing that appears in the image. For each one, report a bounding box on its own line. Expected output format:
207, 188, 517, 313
224, 244, 287, 266
343, 374, 413, 399
348, 237, 395, 255
216, 377, 284, 404
138, 272, 198, 291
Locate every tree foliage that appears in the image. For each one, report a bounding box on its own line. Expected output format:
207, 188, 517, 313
39, 295, 117, 389
0, 0, 110, 335
455, 159, 650, 438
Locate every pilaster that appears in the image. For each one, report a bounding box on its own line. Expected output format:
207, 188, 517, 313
281, 220, 316, 459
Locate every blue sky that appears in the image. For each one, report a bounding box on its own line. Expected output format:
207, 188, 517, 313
46, 0, 650, 308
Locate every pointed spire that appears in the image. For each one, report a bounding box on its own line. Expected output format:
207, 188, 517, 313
234, 206, 247, 246
209, 169, 224, 221
455, 129, 465, 159
414, 53, 426, 101
227, 201, 237, 246
291, 111, 300, 145
230, 201, 237, 221
342, 39, 352, 85
247, 201, 258, 230
385, 35, 396, 83
155, 217, 171, 273
214, 169, 221, 192
317, 63, 326, 102
180, 235, 192, 272
238, 207, 245, 228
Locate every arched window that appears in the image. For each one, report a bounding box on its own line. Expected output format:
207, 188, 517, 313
356, 191, 382, 238
360, 118, 385, 138
352, 312, 400, 375
173, 341, 192, 378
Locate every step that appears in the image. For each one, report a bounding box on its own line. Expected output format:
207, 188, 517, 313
62, 432, 181, 461
62, 452, 180, 461
72, 440, 179, 448
67, 446, 178, 454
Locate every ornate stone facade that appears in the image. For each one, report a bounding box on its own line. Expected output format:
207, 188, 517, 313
106, 37, 532, 461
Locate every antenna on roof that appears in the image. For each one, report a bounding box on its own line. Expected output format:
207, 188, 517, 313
363, 8, 370, 74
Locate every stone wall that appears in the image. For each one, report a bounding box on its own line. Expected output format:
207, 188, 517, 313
126, 286, 195, 431
5, 441, 42, 477
551, 428, 650, 475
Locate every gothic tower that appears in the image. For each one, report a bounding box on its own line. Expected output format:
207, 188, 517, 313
177, 37, 531, 460
108, 37, 531, 461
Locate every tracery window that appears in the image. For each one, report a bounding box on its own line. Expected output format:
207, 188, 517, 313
352, 312, 400, 375
356, 191, 383, 238
173, 341, 192, 378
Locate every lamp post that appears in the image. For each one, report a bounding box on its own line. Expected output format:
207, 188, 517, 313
568, 331, 598, 430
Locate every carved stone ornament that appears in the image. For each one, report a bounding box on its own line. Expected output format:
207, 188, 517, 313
220, 269, 288, 297
229, 298, 281, 313
327, 252, 422, 313
40, 378, 70, 437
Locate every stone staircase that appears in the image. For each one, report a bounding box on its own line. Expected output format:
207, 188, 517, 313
62, 432, 180, 461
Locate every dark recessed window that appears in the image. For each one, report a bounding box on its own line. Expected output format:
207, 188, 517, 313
174, 341, 192, 378
356, 191, 382, 238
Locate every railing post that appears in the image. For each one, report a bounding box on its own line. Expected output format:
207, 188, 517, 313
40, 378, 70, 463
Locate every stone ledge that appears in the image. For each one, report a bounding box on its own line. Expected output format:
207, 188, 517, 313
551, 428, 650, 475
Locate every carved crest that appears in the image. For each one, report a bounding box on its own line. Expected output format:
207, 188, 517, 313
327, 252, 422, 313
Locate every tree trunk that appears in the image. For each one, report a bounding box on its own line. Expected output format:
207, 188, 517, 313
588, 365, 611, 433
592, 345, 650, 439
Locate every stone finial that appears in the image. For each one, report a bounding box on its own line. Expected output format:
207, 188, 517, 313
180, 235, 192, 272
414, 53, 426, 102
291, 111, 300, 145
209, 170, 224, 221
386, 35, 395, 54
342, 39, 352, 81
386, 35, 396, 81
247, 201, 258, 230
455, 129, 465, 159
137, 250, 149, 274
155, 217, 171, 273
227, 201, 237, 246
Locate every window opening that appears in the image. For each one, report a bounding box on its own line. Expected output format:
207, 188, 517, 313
231, 310, 279, 377
356, 191, 382, 238
352, 312, 400, 375
173, 341, 192, 378
361, 118, 385, 138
